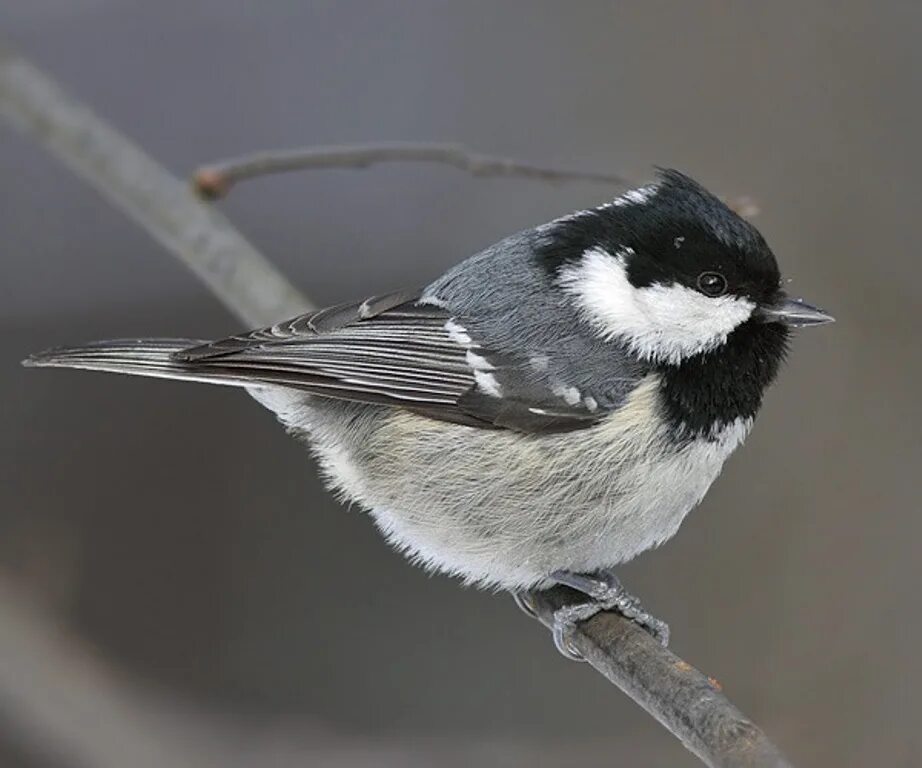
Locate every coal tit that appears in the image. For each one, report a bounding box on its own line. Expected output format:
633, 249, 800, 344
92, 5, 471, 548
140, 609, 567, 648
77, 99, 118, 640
25, 169, 833, 658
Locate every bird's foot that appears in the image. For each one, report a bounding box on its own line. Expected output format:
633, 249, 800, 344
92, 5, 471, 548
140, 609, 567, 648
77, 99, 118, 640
551, 570, 670, 660
547, 570, 669, 661
512, 570, 669, 661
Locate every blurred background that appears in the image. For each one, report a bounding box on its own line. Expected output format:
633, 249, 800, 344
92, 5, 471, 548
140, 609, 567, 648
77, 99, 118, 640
2, 2, 920, 766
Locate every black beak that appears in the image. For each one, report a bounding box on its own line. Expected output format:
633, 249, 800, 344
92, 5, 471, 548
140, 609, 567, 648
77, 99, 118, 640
755, 295, 835, 327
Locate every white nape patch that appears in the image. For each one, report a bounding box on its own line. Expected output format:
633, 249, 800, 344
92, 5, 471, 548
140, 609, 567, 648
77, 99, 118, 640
583, 395, 598, 412
535, 183, 660, 235
609, 183, 659, 207
558, 247, 755, 364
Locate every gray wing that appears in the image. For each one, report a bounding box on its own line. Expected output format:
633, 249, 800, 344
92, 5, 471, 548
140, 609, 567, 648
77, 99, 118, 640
175, 289, 608, 433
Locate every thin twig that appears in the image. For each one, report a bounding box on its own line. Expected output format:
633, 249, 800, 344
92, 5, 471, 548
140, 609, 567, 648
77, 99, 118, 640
192, 142, 633, 199
0, 42, 311, 328
527, 587, 793, 768
191, 144, 764, 223
1, 41, 794, 768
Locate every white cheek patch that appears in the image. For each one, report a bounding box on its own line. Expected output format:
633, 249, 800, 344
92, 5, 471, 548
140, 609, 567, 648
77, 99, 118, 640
558, 247, 755, 364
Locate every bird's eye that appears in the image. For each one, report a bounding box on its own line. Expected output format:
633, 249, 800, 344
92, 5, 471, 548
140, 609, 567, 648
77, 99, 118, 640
696, 271, 728, 297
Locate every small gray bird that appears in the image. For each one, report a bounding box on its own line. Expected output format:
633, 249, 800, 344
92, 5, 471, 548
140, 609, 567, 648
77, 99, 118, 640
25, 170, 833, 658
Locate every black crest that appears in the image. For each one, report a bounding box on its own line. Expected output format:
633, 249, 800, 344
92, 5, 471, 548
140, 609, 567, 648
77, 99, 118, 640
535, 169, 782, 305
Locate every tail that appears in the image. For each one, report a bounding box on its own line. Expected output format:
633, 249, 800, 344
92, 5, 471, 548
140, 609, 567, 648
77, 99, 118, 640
22, 338, 258, 388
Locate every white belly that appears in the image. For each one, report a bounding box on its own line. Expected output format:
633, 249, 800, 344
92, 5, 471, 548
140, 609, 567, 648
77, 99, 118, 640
250, 377, 751, 590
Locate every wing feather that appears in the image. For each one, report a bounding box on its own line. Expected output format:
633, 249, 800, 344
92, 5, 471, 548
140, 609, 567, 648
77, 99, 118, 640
174, 290, 481, 411
173, 289, 620, 430
28, 288, 621, 433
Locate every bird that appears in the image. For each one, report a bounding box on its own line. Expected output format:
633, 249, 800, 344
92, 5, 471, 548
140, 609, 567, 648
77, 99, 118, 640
24, 169, 833, 659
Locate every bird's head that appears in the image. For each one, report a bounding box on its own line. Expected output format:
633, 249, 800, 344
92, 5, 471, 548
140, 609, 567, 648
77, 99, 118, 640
537, 169, 833, 365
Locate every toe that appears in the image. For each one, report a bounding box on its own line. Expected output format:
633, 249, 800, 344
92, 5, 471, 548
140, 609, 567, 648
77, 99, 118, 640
513, 591, 538, 619
552, 623, 585, 661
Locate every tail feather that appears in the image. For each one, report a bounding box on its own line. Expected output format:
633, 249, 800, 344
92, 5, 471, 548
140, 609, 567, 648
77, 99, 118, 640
22, 338, 256, 388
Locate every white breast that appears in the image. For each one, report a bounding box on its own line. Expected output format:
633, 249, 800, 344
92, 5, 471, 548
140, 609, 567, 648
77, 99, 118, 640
250, 377, 751, 590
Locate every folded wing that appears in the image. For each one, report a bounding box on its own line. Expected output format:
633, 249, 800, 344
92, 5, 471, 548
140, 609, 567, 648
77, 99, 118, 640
26, 289, 610, 433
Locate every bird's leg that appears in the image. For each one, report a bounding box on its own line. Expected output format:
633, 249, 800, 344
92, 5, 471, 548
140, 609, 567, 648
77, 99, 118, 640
513, 570, 670, 661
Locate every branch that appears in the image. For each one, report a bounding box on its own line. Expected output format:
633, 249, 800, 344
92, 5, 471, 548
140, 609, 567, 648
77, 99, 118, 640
191, 143, 762, 224
528, 587, 793, 768
1, 41, 794, 768
192, 142, 632, 199
0, 42, 311, 328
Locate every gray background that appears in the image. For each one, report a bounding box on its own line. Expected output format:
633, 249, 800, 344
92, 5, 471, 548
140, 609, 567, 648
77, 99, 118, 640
2, 2, 920, 766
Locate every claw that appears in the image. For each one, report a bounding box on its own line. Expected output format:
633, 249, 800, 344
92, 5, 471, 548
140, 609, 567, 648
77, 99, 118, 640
644, 614, 670, 647
551, 601, 607, 661
552, 618, 584, 661
513, 591, 538, 619
514, 589, 584, 659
